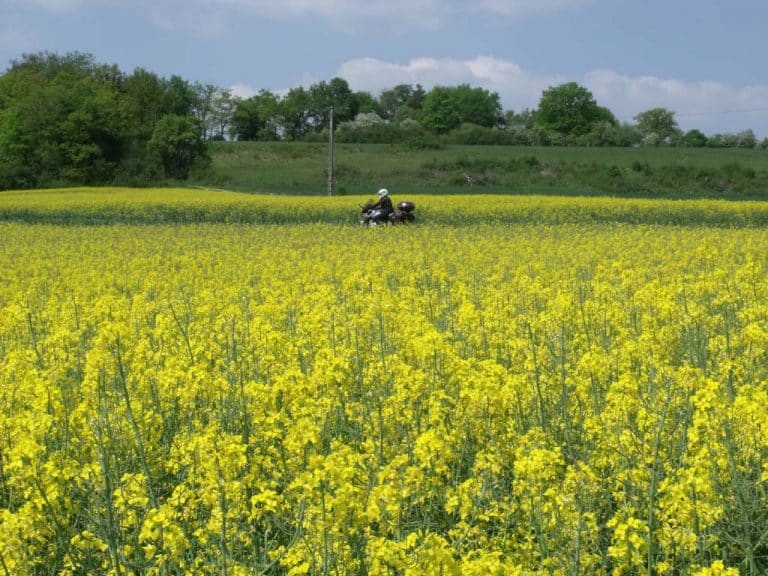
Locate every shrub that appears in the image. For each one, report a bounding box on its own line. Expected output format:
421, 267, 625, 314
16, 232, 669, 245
147, 115, 209, 179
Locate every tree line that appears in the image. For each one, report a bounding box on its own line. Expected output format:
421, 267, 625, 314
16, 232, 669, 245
0, 51, 765, 190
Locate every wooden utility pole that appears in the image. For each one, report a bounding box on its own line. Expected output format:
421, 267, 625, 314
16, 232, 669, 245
327, 106, 334, 196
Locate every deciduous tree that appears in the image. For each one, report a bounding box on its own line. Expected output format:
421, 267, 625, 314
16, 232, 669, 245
147, 114, 208, 179
379, 84, 425, 121
536, 82, 613, 136
278, 87, 313, 140
420, 86, 461, 134
634, 108, 679, 143
230, 90, 280, 141
308, 77, 355, 132
421, 84, 502, 134
683, 129, 707, 147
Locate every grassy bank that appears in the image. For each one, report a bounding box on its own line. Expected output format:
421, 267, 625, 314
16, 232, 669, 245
198, 142, 768, 199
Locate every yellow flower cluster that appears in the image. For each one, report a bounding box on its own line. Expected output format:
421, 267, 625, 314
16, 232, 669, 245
2, 187, 768, 227
1, 195, 767, 574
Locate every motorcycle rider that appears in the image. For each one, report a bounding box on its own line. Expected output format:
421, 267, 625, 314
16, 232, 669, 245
371, 188, 394, 217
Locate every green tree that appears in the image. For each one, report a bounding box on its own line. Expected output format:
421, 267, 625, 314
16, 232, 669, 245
147, 114, 208, 179
682, 129, 707, 147
735, 129, 757, 148
393, 105, 421, 125
163, 75, 196, 117
452, 84, 503, 128
120, 68, 203, 181
420, 84, 502, 134
504, 108, 535, 130
122, 68, 168, 141
308, 77, 355, 132
585, 120, 621, 146
278, 87, 313, 140
0, 51, 223, 188
209, 88, 235, 140
0, 104, 34, 188
230, 90, 281, 141
0, 51, 125, 188
420, 86, 461, 134
351, 91, 380, 116
407, 84, 426, 110
378, 84, 425, 121
536, 82, 614, 136
634, 108, 679, 143
190, 82, 227, 140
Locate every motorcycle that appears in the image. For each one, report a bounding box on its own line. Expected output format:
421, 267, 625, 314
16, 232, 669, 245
360, 200, 416, 226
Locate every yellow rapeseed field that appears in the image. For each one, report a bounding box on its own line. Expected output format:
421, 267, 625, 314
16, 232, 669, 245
1, 189, 767, 575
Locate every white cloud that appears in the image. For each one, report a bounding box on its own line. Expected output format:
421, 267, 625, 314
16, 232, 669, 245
585, 69, 768, 134
229, 83, 258, 99
339, 56, 559, 112
338, 56, 768, 136
229, 83, 291, 99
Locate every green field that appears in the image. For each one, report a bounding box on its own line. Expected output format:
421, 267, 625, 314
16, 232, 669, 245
199, 142, 768, 199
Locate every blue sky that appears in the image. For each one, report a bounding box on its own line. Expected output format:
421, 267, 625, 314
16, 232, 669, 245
2, 0, 767, 137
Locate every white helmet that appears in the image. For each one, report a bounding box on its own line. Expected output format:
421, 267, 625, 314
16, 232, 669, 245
378, 188, 388, 198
